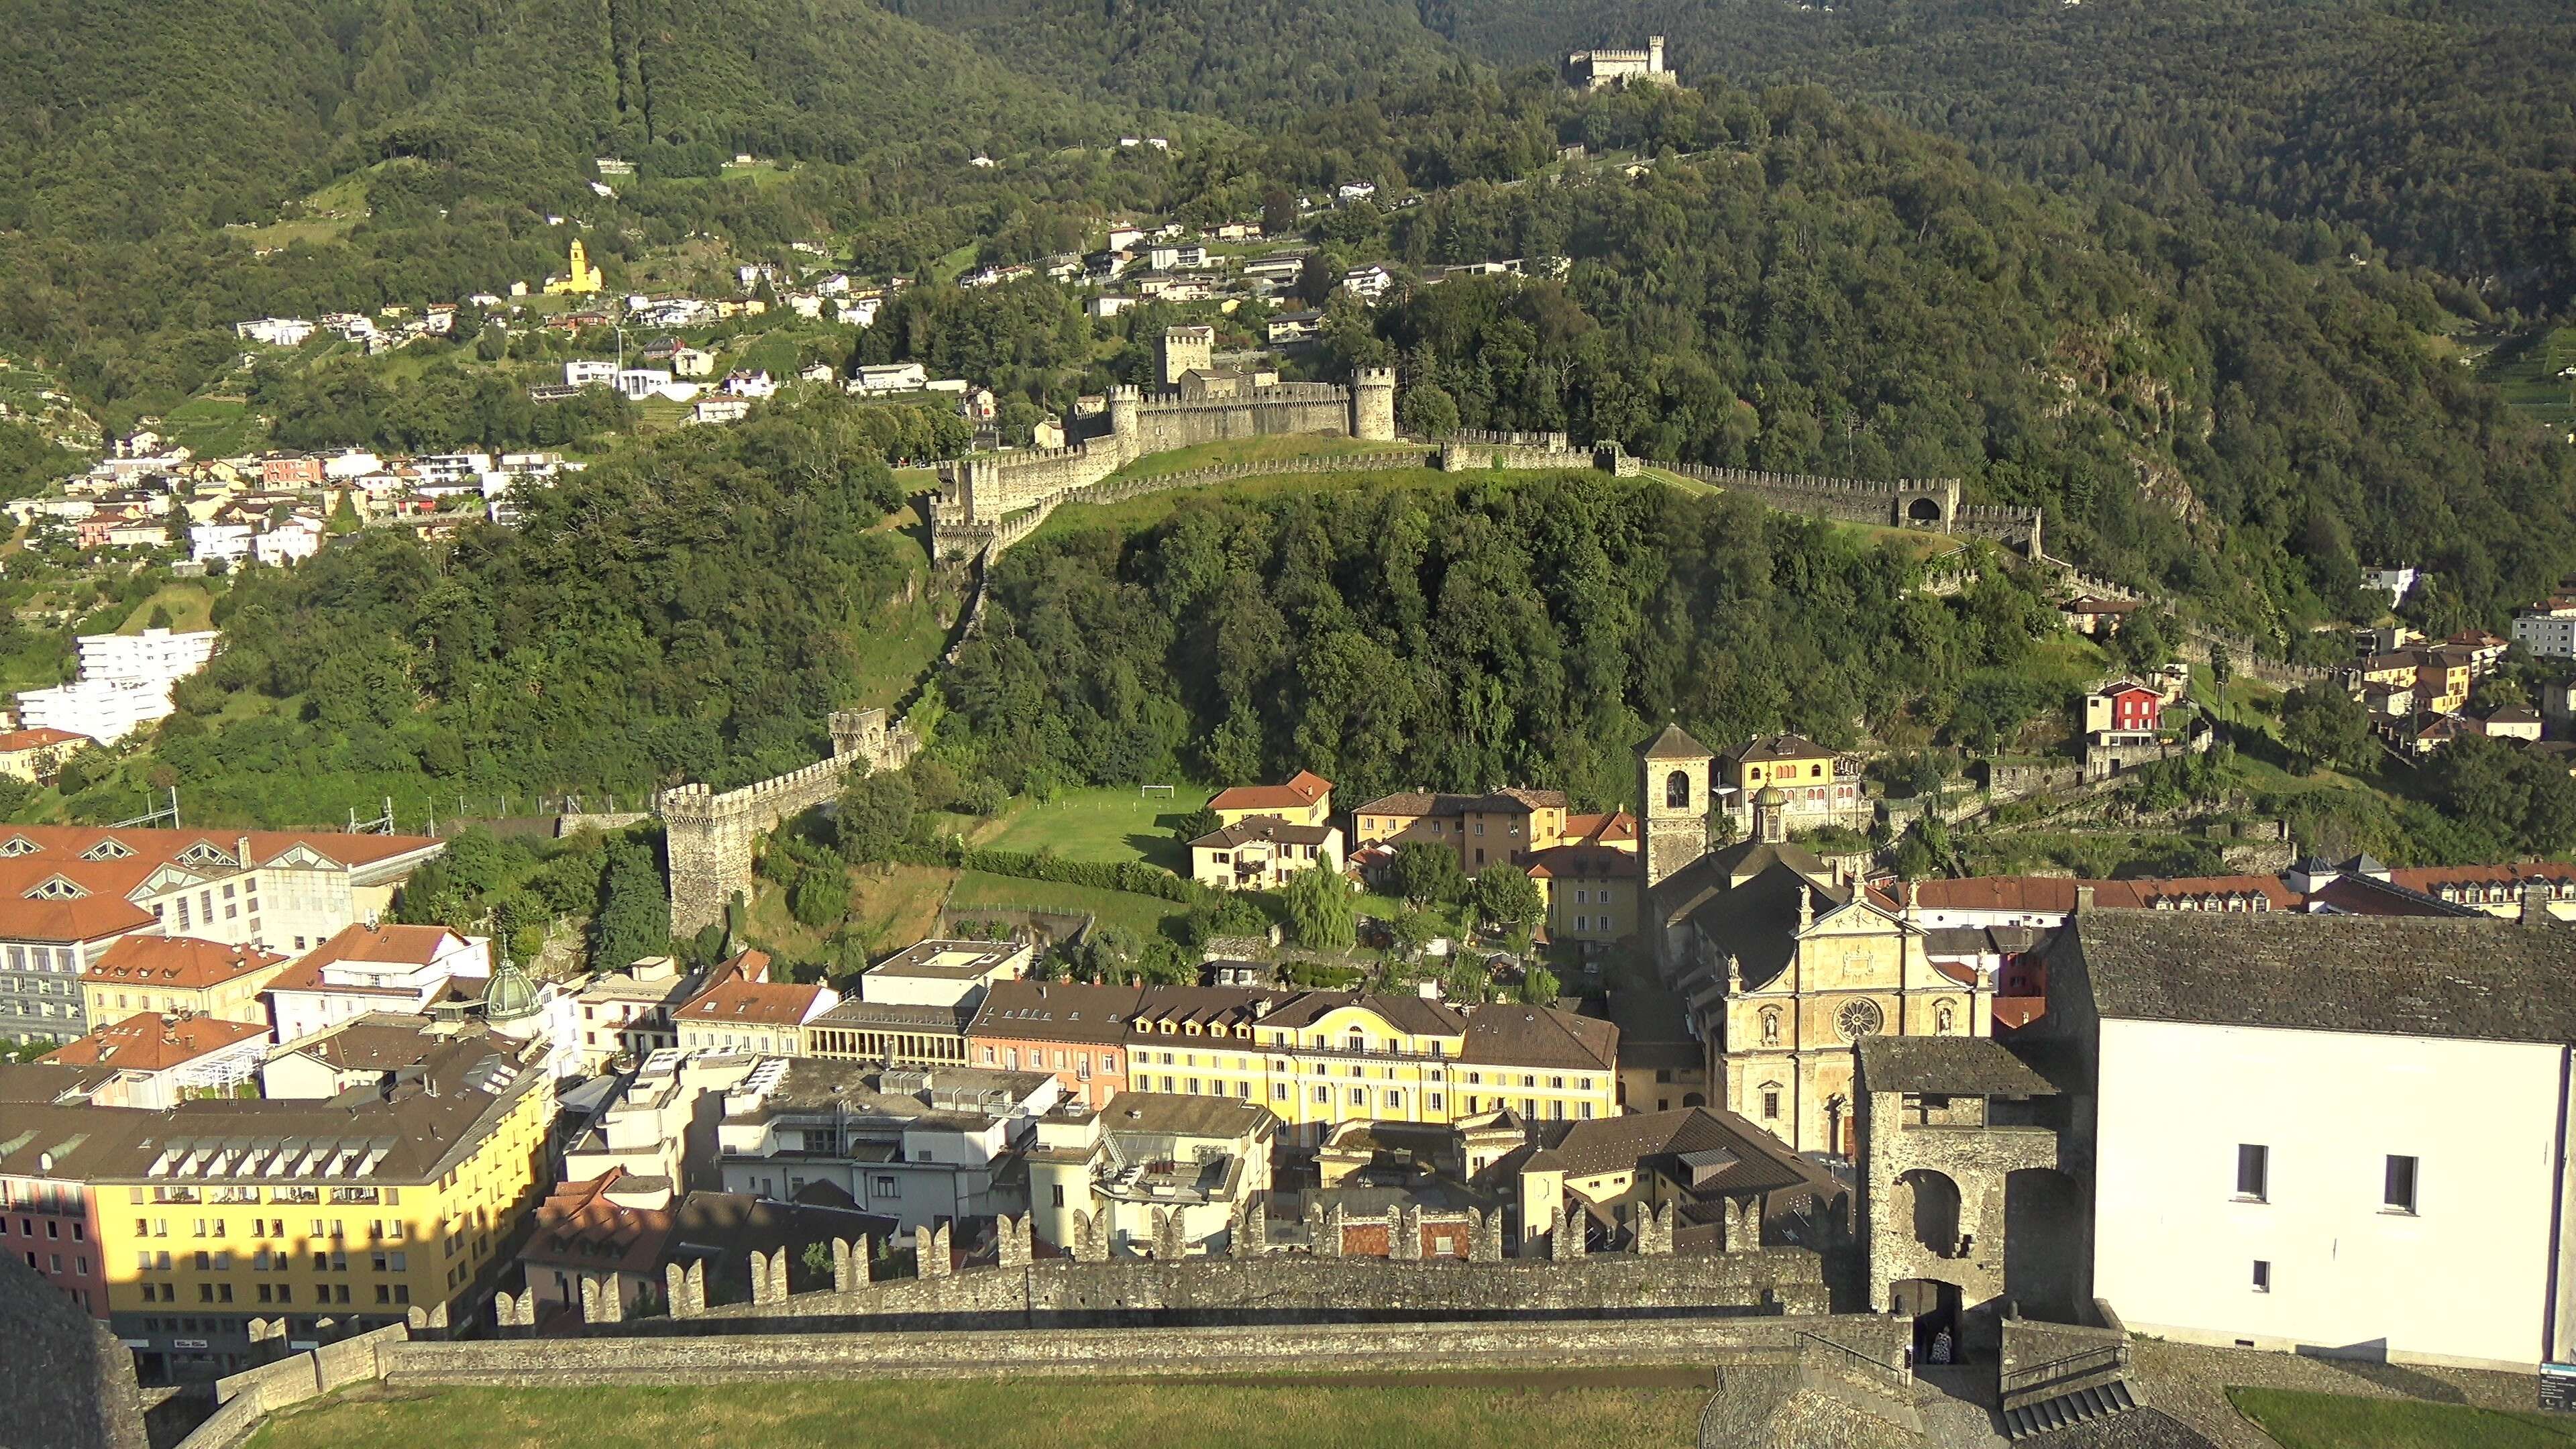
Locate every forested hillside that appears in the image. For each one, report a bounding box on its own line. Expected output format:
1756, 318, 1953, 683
890, 0, 1459, 121
943, 474, 2064, 808
84, 397, 929, 826
1433, 0, 2576, 305
1263, 79, 2575, 636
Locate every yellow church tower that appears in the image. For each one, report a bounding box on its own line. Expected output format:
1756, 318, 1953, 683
545, 237, 602, 296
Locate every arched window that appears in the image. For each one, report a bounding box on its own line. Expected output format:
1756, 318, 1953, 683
1760, 1007, 1781, 1046
1665, 769, 1691, 810
1936, 1002, 1956, 1034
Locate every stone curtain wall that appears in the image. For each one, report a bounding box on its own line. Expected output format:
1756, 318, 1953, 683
180, 1325, 411, 1449
1130, 386, 1354, 455
660, 707, 922, 936
1438, 430, 1641, 476
375, 1313, 1907, 1389
686, 1250, 1830, 1327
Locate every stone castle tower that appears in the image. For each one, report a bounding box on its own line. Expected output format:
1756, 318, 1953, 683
1638, 723, 1713, 889
1352, 367, 1397, 442
1159, 325, 1215, 391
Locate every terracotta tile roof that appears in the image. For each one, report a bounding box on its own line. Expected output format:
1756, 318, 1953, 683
2087, 875, 2300, 910
2388, 861, 2576, 893
1208, 771, 1332, 814
43, 1012, 268, 1073
0, 727, 90, 752
299, 922, 465, 969
0, 826, 441, 943
85, 936, 286, 991
1564, 811, 1637, 845
1905, 877, 2079, 914
680, 979, 826, 1028
1638, 724, 1711, 760
520, 1171, 674, 1277
1351, 789, 1562, 819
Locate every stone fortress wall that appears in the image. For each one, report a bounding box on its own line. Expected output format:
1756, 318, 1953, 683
658, 707, 921, 936
931, 365, 1399, 558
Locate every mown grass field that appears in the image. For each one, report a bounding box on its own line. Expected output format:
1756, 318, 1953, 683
117, 582, 215, 633
248, 1377, 1710, 1449
967, 784, 1214, 871
2226, 1387, 2576, 1449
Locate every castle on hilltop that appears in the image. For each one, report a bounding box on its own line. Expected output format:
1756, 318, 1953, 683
930, 326, 1395, 556
1566, 36, 1676, 90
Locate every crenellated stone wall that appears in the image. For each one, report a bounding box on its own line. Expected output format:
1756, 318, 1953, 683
659, 707, 922, 936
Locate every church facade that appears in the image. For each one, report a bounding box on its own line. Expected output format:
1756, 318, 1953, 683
1639, 724, 1993, 1155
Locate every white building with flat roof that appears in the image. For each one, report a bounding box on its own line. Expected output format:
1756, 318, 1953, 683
858, 938, 1031, 1010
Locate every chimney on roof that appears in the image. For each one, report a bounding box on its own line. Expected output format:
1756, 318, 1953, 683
2075, 885, 2096, 915
2520, 879, 2555, 928
237, 835, 253, 869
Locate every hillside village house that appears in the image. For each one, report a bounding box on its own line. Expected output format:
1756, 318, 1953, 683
2083, 681, 2166, 739
0, 727, 89, 784
1522, 844, 1641, 946
1188, 816, 1343, 890
80, 936, 289, 1028
1350, 788, 1572, 873
265, 923, 493, 1045
0, 825, 444, 1046
1717, 734, 1862, 834
1206, 771, 1333, 827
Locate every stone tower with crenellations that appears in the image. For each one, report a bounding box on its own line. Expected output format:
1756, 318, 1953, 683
1352, 368, 1397, 441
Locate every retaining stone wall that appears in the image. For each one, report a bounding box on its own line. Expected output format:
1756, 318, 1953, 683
380, 1313, 1904, 1388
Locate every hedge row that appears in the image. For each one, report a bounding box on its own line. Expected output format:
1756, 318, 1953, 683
897, 839, 1205, 904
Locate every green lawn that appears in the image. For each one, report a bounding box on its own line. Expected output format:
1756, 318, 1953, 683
2226, 1387, 2576, 1449
117, 582, 215, 634
248, 1377, 1708, 1449
947, 868, 1189, 938
841, 531, 947, 712
975, 785, 1214, 871
1027, 464, 1471, 543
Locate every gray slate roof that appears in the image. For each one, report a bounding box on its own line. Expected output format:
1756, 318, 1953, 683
2063, 911, 2576, 1044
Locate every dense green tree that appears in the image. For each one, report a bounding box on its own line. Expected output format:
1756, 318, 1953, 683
1517, 963, 1560, 1006
1388, 841, 1469, 908
836, 771, 918, 864
1472, 862, 1543, 933
588, 836, 666, 971
1282, 862, 1358, 951
2279, 682, 2373, 773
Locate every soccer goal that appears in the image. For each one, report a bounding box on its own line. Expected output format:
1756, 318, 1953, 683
1140, 784, 1177, 798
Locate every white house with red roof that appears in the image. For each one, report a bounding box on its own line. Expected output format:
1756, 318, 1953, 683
264, 922, 492, 1046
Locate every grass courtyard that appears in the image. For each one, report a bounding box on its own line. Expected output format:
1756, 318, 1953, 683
246, 1376, 1711, 1449
2226, 1386, 2576, 1449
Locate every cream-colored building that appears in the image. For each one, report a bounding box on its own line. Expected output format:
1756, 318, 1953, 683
2052, 910, 2576, 1373
1026, 1091, 1275, 1257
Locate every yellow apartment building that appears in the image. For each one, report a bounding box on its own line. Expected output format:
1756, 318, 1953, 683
81, 1035, 553, 1379
1097, 987, 1619, 1148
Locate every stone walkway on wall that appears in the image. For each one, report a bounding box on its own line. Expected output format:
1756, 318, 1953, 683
1694, 1338, 2538, 1449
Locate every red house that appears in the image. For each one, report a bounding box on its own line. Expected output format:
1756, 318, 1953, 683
2086, 681, 2165, 737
